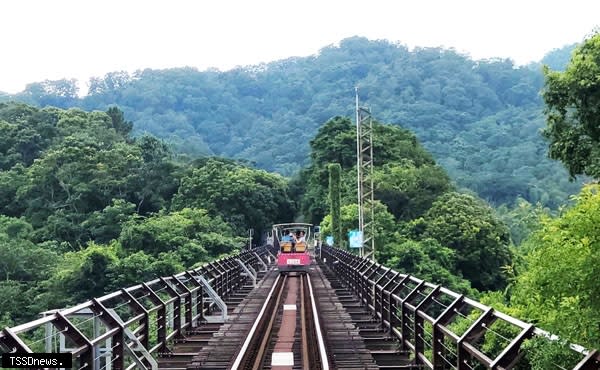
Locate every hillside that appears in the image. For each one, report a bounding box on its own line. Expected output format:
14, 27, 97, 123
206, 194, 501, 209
4, 37, 581, 208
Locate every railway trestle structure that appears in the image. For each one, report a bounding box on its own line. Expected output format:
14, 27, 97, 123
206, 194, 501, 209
0, 246, 599, 370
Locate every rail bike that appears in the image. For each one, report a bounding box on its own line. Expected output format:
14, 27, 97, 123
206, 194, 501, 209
271, 223, 313, 273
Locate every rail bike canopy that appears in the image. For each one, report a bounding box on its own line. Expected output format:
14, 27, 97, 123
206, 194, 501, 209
272, 222, 314, 242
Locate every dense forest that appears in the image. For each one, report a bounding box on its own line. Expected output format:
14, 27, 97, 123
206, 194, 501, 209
0, 103, 295, 327
1, 33, 599, 369
0, 37, 582, 210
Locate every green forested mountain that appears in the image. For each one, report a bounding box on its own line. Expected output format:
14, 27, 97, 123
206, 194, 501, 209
3, 37, 581, 208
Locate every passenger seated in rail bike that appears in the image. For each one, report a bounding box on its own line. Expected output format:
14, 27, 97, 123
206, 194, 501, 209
294, 231, 307, 253
280, 230, 294, 253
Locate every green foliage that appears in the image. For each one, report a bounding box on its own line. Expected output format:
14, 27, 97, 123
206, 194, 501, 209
18, 79, 79, 108
510, 184, 600, 349
0, 103, 184, 247
130, 135, 181, 214
300, 117, 356, 222
5, 39, 584, 209
384, 238, 474, 294
0, 102, 294, 325
0, 280, 30, 327
40, 243, 118, 306
0, 103, 60, 170
374, 161, 451, 220
16, 136, 144, 245
119, 208, 241, 264
106, 106, 133, 137
306, 114, 510, 293
82, 199, 137, 244
540, 43, 578, 71
521, 337, 582, 370
495, 198, 550, 246
434, 107, 581, 208
107, 250, 184, 291
57, 39, 579, 208
328, 163, 342, 248
0, 216, 57, 282
310, 117, 358, 169
543, 32, 600, 179
411, 192, 512, 291
173, 158, 294, 236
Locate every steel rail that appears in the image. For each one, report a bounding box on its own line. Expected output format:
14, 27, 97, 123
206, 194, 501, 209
306, 273, 330, 370
250, 274, 287, 370
300, 275, 310, 370
230, 274, 283, 370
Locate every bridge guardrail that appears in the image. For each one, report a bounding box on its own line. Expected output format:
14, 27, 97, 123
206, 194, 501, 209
0, 247, 271, 370
321, 246, 599, 370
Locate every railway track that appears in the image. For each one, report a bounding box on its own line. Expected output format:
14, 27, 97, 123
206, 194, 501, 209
184, 260, 380, 369
231, 273, 328, 370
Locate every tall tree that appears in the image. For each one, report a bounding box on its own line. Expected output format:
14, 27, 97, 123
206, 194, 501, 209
412, 192, 512, 291
172, 158, 294, 236
542, 32, 600, 179
511, 184, 600, 351
106, 106, 133, 137
328, 163, 342, 248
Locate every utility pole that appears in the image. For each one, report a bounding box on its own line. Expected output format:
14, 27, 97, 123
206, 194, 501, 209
355, 88, 375, 261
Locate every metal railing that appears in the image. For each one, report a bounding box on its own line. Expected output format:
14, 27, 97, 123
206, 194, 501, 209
0, 248, 270, 370
321, 246, 600, 370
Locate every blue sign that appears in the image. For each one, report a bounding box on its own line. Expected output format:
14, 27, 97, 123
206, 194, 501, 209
348, 230, 363, 249
325, 236, 334, 246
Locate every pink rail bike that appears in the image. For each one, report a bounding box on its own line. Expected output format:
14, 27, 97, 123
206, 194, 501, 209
271, 223, 314, 274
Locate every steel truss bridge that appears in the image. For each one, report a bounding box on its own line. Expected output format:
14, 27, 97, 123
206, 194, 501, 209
0, 247, 598, 369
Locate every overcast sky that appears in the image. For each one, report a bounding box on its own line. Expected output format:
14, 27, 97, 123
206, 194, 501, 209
1, 0, 598, 94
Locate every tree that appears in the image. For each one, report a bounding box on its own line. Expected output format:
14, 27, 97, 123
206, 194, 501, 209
511, 184, 600, 350
17, 137, 143, 245
540, 43, 578, 71
412, 192, 512, 291
328, 163, 342, 248
3, 38, 578, 208
106, 106, 133, 137
384, 238, 474, 294
0, 103, 61, 170
542, 32, 600, 179
172, 158, 294, 235
373, 161, 451, 220
35, 243, 118, 308
107, 250, 183, 291
131, 135, 180, 214
495, 198, 549, 246
82, 199, 137, 244
0, 216, 56, 280
19, 79, 79, 108
119, 208, 242, 264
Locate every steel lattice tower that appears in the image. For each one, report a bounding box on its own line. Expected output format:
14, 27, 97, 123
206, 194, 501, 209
355, 88, 375, 261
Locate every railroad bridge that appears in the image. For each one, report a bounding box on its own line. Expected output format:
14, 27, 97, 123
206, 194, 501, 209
1, 247, 598, 370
